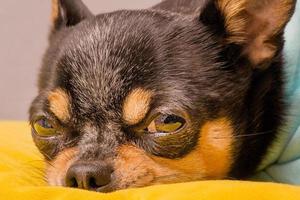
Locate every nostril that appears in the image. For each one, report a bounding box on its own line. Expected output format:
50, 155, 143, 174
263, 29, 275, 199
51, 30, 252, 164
88, 177, 99, 189
69, 177, 78, 188
87, 172, 111, 190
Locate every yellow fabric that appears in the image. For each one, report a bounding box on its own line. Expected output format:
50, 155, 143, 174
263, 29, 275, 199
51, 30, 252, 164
0, 121, 300, 200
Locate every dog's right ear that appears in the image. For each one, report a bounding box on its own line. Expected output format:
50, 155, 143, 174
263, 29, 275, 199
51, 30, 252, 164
199, 0, 296, 69
51, 0, 93, 32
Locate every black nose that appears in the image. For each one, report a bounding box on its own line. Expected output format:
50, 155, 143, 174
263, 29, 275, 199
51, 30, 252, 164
65, 161, 113, 190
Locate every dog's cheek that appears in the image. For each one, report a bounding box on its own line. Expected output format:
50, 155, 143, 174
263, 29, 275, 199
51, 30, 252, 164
197, 117, 234, 178
46, 148, 78, 186
147, 118, 234, 180
113, 145, 178, 189
112, 118, 234, 189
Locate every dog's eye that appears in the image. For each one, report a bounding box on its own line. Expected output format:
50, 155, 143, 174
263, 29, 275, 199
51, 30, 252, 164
146, 114, 185, 134
33, 118, 57, 137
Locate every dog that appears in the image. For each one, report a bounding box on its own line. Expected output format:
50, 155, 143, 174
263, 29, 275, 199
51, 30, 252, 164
29, 0, 296, 192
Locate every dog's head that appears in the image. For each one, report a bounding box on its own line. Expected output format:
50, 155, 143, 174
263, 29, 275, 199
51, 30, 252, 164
29, 0, 296, 192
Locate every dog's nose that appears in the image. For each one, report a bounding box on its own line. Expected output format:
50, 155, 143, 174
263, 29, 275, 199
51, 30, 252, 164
65, 161, 113, 190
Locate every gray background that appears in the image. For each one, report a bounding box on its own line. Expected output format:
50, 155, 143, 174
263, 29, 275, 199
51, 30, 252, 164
0, 0, 161, 120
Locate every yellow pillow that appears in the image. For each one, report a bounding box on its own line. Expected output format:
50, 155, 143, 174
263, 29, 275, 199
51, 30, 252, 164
0, 121, 300, 200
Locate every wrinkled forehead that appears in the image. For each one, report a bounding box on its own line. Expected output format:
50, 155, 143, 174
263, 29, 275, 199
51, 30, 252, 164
60, 10, 169, 59
47, 87, 154, 126
49, 11, 216, 121
53, 14, 162, 113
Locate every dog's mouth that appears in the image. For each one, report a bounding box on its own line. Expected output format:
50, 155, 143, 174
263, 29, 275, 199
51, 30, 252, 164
46, 147, 178, 193
47, 165, 162, 192
48, 165, 194, 193
45, 146, 197, 192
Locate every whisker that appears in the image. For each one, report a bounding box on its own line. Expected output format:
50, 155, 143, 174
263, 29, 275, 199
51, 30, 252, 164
152, 172, 200, 184
152, 173, 182, 182
9, 160, 48, 186
224, 176, 238, 180
130, 160, 146, 171
213, 130, 273, 139
65, 137, 79, 146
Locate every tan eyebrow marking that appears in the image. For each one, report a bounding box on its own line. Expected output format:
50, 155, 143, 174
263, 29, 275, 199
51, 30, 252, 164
122, 88, 153, 125
48, 88, 71, 122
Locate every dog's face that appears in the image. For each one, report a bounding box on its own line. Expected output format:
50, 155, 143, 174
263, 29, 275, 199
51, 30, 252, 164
29, 0, 295, 192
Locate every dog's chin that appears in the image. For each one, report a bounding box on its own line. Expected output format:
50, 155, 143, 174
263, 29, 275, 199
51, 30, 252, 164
46, 175, 153, 193
46, 171, 153, 192
46, 171, 199, 192
45, 145, 209, 192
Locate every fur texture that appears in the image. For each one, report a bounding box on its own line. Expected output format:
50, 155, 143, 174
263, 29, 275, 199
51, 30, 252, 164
29, 0, 296, 192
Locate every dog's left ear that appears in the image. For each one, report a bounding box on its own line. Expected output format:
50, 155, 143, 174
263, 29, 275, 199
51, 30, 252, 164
51, 0, 93, 32
199, 0, 296, 68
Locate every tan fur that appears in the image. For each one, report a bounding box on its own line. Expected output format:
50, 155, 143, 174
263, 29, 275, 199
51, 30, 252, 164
113, 118, 234, 189
217, 0, 294, 66
122, 88, 153, 125
217, 0, 248, 44
47, 148, 78, 186
51, 0, 59, 24
48, 88, 71, 122
197, 117, 234, 177
114, 145, 176, 189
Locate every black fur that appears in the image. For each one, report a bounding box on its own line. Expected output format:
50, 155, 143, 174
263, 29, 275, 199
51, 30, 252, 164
29, 0, 295, 191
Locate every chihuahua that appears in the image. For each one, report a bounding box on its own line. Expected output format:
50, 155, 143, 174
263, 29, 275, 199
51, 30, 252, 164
29, 0, 296, 192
